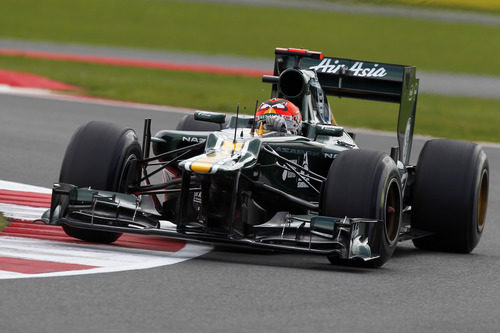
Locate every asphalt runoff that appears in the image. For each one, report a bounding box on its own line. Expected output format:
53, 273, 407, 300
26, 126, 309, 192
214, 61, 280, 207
1, 93, 499, 333
190, 0, 500, 26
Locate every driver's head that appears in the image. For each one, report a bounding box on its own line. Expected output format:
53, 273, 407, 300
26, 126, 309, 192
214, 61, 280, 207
255, 98, 302, 135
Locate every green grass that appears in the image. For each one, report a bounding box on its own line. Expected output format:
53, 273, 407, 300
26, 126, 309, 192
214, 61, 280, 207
0, 213, 9, 232
1, 54, 499, 142
1, 0, 500, 76
0, 55, 266, 114
333, 94, 500, 142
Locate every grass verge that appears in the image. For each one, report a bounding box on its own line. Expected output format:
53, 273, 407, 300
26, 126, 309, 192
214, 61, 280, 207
332, 94, 500, 142
0, 54, 266, 114
0, 213, 9, 232
0, 0, 499, 76
1, 55, 499, 142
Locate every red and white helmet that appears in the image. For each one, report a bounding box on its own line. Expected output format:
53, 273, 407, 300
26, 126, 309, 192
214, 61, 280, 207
255, 98, 302, 135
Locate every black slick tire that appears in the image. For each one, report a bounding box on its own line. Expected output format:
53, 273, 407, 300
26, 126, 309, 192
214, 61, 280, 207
321, 149, 402, 268
411, 139, 489, 253
59, 121, 142, 243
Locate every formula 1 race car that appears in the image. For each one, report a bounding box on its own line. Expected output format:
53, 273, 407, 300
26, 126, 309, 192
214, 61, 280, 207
42, 48, 489, 267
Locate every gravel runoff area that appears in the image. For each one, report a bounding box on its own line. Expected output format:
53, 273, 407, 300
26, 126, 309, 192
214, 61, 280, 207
188, 0, 500, 26
1, 38, 500, 100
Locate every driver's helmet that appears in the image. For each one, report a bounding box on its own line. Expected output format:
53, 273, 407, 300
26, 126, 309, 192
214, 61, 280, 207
255, 98, 302, 135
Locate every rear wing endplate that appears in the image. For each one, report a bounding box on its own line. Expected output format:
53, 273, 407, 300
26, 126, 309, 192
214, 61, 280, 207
273, 49, 419, 165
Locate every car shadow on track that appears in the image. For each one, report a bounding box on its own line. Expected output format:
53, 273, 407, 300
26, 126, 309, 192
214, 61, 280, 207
389, 243, 490, 267
391, 244, 423, 259
194, 243, 479, 273
194, 245, 380, 274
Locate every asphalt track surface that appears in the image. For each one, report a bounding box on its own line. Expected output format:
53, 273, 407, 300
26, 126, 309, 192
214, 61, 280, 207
2, 38, 500, 100
0, 92, 499, 332
192, 0, 500, 26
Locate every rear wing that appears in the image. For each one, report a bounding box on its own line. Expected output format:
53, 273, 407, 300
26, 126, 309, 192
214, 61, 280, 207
273, 48, 419, 165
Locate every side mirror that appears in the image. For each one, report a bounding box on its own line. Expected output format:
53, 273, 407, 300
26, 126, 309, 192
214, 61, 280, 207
315, 124, 344, 137
194, 111, 226, 124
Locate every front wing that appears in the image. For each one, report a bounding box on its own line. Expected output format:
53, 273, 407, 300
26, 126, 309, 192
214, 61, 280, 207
42, 183, 385, 262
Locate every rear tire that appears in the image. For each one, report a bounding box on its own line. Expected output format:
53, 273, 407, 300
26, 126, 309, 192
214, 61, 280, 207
411, 139, 489, 253
59, 121, 142, 243
321, 149, 402, 268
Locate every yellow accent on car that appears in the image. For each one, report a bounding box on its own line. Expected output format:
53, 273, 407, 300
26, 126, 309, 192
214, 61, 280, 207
189, 141, 243, 173
190, 162, 213, 173
221, 141, 243, 151
331, 117, 337, 125
257, 122, 264, 136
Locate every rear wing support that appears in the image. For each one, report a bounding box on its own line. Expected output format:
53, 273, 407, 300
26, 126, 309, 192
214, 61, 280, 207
272, 48, 419, 166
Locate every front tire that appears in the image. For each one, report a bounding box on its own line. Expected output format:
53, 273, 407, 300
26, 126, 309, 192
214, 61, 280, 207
411, 139, 489, 252
59, 121, 142, 243
321, 150, 402, 268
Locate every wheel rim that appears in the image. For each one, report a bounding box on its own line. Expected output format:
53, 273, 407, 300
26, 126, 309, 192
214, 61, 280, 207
384, 179, 401, 244
477, 169, 488, 232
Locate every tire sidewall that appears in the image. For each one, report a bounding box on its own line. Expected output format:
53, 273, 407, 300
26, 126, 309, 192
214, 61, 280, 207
375, 164, 402, 261
110, 131, 142, 193
466, 148, 488, 251
412, 139, 489, 252
322, 150, 402, 267
59, 121, 142, 243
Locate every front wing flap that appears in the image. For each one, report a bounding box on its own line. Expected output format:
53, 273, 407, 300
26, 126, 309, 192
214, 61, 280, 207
43, 184, 384, 261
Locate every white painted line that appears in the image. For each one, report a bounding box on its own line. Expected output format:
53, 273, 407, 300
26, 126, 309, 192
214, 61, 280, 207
0, 180, 51, 194
0, 88, 196, 114
0, 179, 212, 279
0, 236, 212, 279
0, 84, 52, 95
0, 203, 47, 220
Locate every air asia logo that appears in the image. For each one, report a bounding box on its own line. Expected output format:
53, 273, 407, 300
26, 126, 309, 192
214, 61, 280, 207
309, 59, 387, 78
